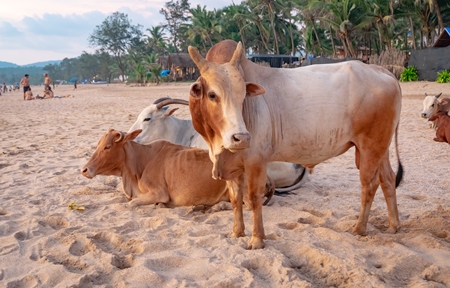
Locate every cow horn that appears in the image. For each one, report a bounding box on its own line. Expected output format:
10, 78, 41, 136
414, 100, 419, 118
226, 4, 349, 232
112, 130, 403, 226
436, 92, 442, 98
230, 42, 243, 67
188, 46, 208, 71
156, 98, 189, 110
114, 131, 124, 143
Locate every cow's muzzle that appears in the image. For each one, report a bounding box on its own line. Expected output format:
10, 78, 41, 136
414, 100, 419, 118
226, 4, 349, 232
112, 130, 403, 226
81, 166, 95, 179
421, 113, 428, 118
228, 132, 251, 151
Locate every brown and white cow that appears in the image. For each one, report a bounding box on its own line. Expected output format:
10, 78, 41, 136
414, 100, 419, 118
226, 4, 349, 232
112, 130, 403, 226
81, 129, 274, 208
421, 93, 450, 129
187, 40, 403, 249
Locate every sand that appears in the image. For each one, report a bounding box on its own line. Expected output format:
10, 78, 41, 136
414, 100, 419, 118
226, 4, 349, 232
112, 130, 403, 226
0, 81, 449, 287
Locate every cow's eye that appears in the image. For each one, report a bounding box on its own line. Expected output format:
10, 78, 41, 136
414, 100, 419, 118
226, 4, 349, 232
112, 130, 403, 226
104, 144, 111, 150
208, 93, 216, 100
431, 104, 434, 107
143, 117, 151, 122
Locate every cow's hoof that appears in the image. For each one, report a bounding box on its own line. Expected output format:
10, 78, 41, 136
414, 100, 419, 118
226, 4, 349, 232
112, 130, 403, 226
248, 237, 265, 250
352, 225, 367, 236
230, 231, 245, 238
386, 226, 398, 234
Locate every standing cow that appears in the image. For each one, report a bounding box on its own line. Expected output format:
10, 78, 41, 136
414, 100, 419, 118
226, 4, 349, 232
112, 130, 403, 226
187, 40, 403, 249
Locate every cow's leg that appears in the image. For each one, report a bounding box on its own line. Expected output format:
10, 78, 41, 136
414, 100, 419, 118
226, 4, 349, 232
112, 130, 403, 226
353, 147, 381, 235
245, 163, 267, 249
128, 188, 170, 207
226, 175, 245, 238
378, 153, 400, 233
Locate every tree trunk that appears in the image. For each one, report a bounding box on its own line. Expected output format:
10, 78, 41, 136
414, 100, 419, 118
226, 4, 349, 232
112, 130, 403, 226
330, 26, 336, 58
376, 22, 384, 51
270, 14, 279, 54
433, 0, 444, 35
289, 17, 295, 56
311, 19, 323, 56
408, 16, 417, 50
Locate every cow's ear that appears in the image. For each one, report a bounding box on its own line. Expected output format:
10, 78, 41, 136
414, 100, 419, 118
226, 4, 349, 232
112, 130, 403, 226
164, 107, 179, 117
125, 129, 142, 142
246, 82, 265, 97
190, 82, 202, 98
441, 100, 448, 105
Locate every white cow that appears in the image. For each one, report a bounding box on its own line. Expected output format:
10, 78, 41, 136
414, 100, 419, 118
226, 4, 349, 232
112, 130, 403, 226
421, 93, 450, 128
128, 97, 308, 192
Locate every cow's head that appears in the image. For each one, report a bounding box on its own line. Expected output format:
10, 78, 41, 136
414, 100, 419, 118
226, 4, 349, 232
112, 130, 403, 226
129, 97, 188, 145
81, 129, 142, 178
422, 92, 442, 118
188, 42, 265, 155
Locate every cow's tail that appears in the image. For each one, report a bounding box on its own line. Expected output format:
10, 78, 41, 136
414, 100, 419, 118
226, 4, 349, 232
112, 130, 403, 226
395, 122, 404, 187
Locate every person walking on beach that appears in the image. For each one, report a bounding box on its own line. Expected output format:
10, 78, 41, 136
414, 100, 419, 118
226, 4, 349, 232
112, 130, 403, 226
73, 80, 77, 91
44, 73, 52, 91
20, 74, 31, 100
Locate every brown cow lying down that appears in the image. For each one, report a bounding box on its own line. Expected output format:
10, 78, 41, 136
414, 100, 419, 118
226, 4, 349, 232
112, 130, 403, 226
429, 110, 450, 144
81, 129, 275, 208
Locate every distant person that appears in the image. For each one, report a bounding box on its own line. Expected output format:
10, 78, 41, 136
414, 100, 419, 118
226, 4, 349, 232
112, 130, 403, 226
43, 73, 52, 91
20, 74, 31, 100
24, 88, 34, 100
1, 83, 6, 93
73, 80, 77, 90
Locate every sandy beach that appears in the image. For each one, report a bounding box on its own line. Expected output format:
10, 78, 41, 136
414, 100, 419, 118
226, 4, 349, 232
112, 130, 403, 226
0, 81, 449, 287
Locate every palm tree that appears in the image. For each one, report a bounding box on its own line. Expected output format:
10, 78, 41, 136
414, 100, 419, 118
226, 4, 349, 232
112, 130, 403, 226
146, 26, 167, 55
150, 65, 163, 85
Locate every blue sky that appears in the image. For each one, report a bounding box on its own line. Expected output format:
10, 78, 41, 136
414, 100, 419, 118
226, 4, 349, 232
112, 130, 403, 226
0, 0, 235, 65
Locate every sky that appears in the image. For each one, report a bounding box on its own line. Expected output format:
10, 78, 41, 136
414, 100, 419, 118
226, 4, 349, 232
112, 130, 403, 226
0, 0, 236, 66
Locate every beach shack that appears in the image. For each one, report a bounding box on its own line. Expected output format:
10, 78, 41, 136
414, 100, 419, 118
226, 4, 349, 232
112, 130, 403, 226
167, 53, 199, 81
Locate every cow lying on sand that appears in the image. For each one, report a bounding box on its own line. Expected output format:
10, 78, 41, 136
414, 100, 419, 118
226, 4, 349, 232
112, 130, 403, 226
187, 40, 403, 249
128, 97, 308, 192
81, 129, 275, 207
421, 92, 450, 128
429, 109, 450, 144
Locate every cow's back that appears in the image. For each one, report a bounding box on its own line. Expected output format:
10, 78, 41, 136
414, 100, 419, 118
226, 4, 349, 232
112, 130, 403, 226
240, 59, 402, 166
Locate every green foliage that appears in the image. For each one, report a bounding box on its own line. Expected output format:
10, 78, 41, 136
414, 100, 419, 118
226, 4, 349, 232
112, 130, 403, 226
400, 66, 419, 82
89, 12, 143, 81
436, 70, 450, 83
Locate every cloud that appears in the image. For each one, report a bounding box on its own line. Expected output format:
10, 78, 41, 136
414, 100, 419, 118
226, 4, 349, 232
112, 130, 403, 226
0, 0, 236, 65
0, 22, 23, 38
22, 11, 105, 37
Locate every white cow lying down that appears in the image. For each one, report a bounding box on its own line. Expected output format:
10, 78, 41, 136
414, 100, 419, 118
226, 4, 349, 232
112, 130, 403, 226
128, 97, 308, 192
421, 92, 450, 129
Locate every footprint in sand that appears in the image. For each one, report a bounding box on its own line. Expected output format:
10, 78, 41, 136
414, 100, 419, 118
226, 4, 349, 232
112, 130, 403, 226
6, 275, 39, 288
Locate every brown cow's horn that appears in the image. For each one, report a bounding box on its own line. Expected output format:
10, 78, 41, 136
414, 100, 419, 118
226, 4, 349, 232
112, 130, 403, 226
114, 131, 124, 143
188, 46, 208, 71
156, 98, 189, 110
230, 42, 243, 67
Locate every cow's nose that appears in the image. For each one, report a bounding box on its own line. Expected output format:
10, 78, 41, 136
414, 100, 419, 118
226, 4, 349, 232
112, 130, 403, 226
231, 132, 251, 149
81, 166, 93, 178
421, 113, 427, 118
